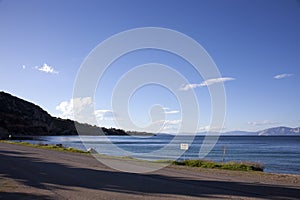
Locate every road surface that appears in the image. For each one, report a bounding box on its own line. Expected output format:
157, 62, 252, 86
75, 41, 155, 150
0, 142, 300, 199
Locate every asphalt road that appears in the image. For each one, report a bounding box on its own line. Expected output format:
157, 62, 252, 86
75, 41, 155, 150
0, 142, 300, 199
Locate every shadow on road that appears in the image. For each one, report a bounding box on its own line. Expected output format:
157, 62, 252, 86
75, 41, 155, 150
0, 192, 52, 200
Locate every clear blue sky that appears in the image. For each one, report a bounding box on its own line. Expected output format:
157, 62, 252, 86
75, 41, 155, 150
0, 0, 299, 133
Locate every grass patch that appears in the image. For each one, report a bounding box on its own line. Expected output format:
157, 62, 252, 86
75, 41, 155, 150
152, 160, 174, 164
173, 159, 264, 172
0, 140, 89, 154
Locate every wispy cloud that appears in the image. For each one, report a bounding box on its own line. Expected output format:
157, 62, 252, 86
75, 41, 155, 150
179, 77, 235, 91
179, 84, 199, 91
36, 63, 59, 74
164, 119, 182, 125
274, 73, 294, 79
152, 119, 181, 133
22, 65, 26, 69
199, 77, 236, 86
247, 120, 279, 126
152, 119, 182, 126
198, 125, 225, 132
165, 110, 179, 114
95, 110, 115, 120
162, 107, 179, 114
161, 125, 179, 133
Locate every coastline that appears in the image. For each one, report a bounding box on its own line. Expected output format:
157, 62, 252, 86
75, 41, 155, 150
0, 140, 265, 173
1, 142, 300, 199
1, 140, 297, 174
2, 135, 300, 175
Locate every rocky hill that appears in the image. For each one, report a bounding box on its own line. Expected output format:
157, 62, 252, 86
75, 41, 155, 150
218, 127, 300, 136
0, 91, 145, 139
197, 128, 300, 136
258, 126, 300, 136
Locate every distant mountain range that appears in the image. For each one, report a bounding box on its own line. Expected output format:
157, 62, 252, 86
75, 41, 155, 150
205, 127, 300, 136
0, 91, 152, 139
257, 126, 300, 136
0, 91, 299, 139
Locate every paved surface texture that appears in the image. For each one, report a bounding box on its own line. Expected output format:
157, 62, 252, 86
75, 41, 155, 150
1, 142, 300, 199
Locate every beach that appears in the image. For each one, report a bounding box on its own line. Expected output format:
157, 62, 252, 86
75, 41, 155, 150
1, 142, 300, 200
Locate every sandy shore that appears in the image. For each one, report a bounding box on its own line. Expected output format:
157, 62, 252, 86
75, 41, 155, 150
0, 142, 300, 199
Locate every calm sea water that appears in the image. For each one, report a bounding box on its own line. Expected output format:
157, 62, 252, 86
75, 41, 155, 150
22, 135, 300, 175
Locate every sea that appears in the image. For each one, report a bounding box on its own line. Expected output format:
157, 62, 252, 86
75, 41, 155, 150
20, 135, 300, 175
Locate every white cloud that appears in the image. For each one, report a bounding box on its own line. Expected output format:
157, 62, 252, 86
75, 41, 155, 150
165, 110, 179, 114
56, 100, 74, 119
152, 119, 181, 126
274, 73, 294, 79
198, 125, 224, 132
164, 119, 182, 125
161, 125, 179, 133
197, 126, 210, 132
95, 110, 115, 120
162, 107, 179, 114
179, 84, 200, 91
199, 77, 235, 86
36, 63, 59, 74
56, 97, 116, 125
247, 120, 279, 126
152, 119, 181, 133
22, 65, 26, 69
56, 97, 93, 120
179, 77, 235, 91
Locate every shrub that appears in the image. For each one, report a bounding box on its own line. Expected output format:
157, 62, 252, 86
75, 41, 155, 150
173, 160, 264, 172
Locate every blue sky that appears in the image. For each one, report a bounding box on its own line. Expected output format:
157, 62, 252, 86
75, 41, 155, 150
0, 0, 299, 133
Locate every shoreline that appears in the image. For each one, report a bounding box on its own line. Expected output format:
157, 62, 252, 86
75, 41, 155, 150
1, 140, 300, 176
2, 140, 299, 176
